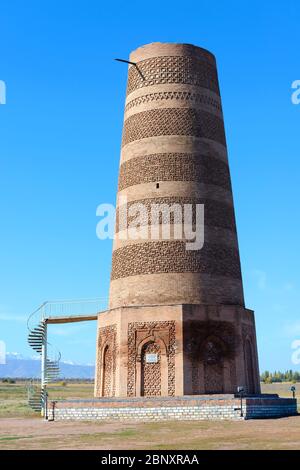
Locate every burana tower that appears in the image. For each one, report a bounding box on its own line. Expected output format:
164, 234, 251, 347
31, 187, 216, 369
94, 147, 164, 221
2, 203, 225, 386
94, 42, 260, 398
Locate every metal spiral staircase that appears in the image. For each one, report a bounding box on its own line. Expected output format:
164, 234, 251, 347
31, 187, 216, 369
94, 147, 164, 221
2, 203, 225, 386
26, 298, 106, 415
28, 321, 61, 382
27, 305, 61, 413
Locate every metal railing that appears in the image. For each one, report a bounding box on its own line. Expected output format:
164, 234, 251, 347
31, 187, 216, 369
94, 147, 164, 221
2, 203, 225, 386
27, 297, 106, 415
27, 298, 107, 330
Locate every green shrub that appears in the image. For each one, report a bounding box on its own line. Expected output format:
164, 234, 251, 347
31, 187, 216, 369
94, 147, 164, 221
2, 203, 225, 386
1, 378, 15, 384
264, 377, 273, 384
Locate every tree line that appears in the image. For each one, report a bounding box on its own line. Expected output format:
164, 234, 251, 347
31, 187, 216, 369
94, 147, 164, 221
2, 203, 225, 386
260, 370, 300, 383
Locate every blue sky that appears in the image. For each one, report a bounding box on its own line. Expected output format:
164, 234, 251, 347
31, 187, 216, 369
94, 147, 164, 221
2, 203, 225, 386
0, 0, 299, 370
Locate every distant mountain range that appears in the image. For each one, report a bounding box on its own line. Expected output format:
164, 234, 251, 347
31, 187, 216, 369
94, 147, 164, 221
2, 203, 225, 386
0, 353, 95, 379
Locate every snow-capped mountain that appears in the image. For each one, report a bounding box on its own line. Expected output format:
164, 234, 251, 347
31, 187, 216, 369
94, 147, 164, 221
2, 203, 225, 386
0, 353, 95, 379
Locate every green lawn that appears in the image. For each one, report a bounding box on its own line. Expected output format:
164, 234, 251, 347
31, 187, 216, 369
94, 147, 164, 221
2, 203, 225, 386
0, 381, 94, 418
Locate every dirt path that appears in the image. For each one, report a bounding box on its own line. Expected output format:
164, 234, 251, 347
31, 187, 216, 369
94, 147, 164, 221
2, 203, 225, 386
1, 416, 300, 450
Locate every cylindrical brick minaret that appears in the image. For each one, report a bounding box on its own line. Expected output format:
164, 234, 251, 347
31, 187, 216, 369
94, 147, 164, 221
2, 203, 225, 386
109, 42, 244, 309
95, 43, 260, 399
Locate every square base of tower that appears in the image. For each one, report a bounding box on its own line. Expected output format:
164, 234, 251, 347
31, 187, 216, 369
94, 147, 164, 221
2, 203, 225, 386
94, 304, 260, 398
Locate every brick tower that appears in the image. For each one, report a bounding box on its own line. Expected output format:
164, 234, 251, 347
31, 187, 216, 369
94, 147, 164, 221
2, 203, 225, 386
94, 42, 260, 398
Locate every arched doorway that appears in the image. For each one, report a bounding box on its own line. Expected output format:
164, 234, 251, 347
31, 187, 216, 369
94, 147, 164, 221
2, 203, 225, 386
102, 344, 113, 397
141, 342, 161, 396
202, 338, 224, 394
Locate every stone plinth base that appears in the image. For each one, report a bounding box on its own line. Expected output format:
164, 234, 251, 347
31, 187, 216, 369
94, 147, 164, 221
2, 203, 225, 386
47, 395, 297, 421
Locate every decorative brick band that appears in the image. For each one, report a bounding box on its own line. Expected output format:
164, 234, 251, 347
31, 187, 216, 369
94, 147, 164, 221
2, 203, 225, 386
125, 91, 222, 113
113, 225, 239, 251
130, 44, 216, 66
116, 197, 236, 233
111, 241, 242, 280
122, 108, 226, 147
126, 56, 219, 96
118, 153, 231, 191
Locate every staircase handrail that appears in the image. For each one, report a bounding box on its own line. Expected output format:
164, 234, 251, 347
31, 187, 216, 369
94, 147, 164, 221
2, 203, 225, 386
27, 301, 48, 332
27, 298, 106, 331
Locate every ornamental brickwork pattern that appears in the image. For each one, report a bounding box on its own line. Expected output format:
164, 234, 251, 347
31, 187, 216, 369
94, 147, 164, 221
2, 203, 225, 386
97, 324, 117, 397
122, 108, 226, 147
141, 342, 161, 396
111, 241, 242, 280
125, 91, 222, 114
127, 321, 176, 397
126, 56, 219, 95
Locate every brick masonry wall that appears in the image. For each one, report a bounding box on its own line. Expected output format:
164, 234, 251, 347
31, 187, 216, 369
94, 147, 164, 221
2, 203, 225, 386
109, 42, 246, 310
118, 153, 231, 192
126, 55, 219, 96
122, 109, 226, 147
245, 398, 298, 419
111, 241, 242, 280
125, 92, 222, 116
104, 43, 258, 398
116, 197, 236, 232
47, 397, 298, 421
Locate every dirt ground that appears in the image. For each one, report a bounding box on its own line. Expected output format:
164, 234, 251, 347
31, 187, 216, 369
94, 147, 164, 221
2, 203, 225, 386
1, 381, 299, 450
1, 415, 300, 450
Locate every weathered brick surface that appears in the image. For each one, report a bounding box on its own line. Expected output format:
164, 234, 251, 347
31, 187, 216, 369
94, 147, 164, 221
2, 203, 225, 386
99, 43, 261, 399
118, 153, 231, 191
109, 42, 243, 311
129, 43, 217, 66
116, 196, 236, 232
122, 109, 226, 147
111, 241, 242, 280
125, 92, 222, 115
126, 55, 219, 96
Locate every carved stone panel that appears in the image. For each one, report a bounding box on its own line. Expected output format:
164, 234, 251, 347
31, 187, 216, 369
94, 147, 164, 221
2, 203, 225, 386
141, 342, 161, 396
127, 321, 176, 397
202, 339, 224, 393
97, 324, 117, 397
185, 321, 237, 394
102, 344, 113, 397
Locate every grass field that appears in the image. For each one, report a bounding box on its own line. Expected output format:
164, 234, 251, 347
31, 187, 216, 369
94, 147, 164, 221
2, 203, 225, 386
0, 381, 299, 450
0, 381, 94, 418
